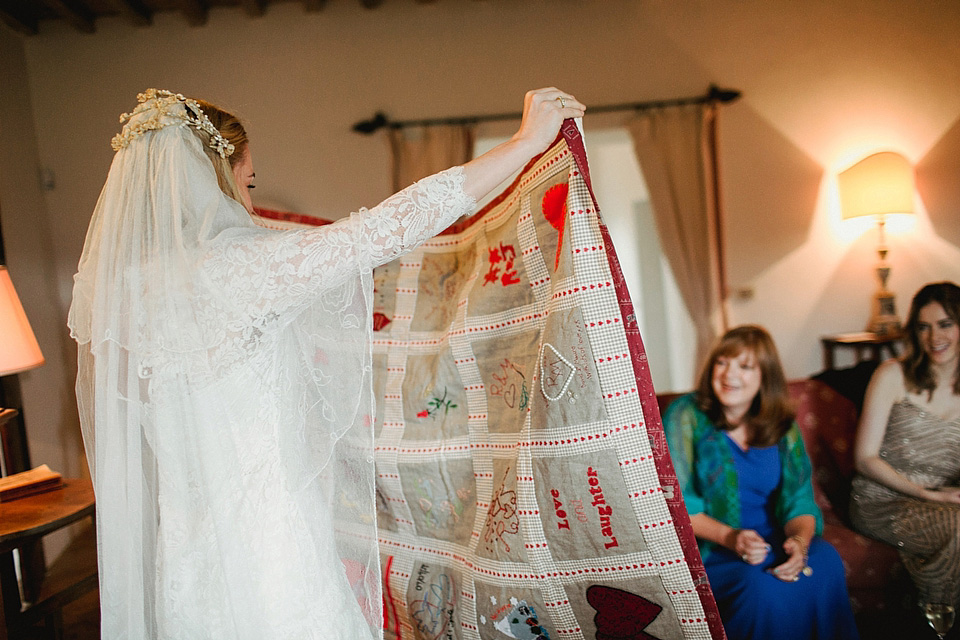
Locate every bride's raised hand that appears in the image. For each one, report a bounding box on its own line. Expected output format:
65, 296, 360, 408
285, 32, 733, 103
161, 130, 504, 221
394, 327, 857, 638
460, 88, 586, 202
510, 87, 586, 156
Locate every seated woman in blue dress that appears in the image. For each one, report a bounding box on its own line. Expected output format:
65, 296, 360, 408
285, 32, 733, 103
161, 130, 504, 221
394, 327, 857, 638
663, 325, 859, 640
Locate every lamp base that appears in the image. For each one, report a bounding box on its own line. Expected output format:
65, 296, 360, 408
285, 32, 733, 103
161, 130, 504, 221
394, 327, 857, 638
867, 290, 901, 335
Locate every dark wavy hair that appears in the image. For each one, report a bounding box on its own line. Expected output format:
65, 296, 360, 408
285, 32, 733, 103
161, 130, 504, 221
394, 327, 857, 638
695, 325, 795, 447
901, 281, 960, 398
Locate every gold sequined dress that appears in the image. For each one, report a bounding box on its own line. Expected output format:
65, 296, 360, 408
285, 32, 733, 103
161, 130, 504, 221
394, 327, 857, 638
850, 399, 960, 605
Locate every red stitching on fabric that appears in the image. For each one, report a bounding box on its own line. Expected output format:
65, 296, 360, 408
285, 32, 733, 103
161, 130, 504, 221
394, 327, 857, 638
586, 318, 621, 328
383, 555, 399, 637
528, 423, 642, 447
596, 353, 629, 363
401, 445, 471, 453
552, 282, 613, 299
632, 488, 665, 497
604, 387, 638, 399
620, 456, 653, 466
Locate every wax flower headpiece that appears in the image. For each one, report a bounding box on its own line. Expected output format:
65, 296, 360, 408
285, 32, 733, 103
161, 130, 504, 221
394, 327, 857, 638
110, 88, 235, 159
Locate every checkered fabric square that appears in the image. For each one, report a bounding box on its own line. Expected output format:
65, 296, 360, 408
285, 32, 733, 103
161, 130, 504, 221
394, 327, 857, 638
373, 122, 723, 640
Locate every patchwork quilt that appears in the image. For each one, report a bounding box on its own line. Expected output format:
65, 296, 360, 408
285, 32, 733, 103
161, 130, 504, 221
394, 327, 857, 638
369, 122, 724, 640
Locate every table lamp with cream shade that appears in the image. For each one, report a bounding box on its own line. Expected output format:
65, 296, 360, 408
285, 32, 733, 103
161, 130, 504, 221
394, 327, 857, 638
0, 265, 45, 477
838, 151, 915, 335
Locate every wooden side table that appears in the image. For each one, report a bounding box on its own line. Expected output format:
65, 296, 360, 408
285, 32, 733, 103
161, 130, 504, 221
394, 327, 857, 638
820, 331, 903, 371
0, 478, 97, 640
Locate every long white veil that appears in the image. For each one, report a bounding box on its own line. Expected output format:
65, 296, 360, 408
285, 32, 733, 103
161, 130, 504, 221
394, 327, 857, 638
69, 91, 380, 638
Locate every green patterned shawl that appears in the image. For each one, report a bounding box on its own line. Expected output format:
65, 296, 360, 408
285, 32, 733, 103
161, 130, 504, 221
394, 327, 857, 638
662, 393, 823, 560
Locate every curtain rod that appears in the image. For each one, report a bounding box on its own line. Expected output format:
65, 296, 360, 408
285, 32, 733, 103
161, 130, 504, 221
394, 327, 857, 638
352, 84, 741, 134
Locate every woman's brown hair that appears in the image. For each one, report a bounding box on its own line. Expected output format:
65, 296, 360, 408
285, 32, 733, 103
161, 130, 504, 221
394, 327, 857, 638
694, 324, 795, 447
901, 281, 960, 398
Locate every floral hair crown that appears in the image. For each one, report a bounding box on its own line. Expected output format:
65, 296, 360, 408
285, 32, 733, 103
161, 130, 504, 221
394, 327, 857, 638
110, 89, 235, 159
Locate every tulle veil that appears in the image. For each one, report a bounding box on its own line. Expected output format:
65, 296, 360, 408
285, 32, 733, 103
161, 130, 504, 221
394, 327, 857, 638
68, 90, 380, 638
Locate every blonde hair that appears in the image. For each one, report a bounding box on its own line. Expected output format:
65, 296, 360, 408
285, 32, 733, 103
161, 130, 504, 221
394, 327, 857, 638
193, 99, 249, 209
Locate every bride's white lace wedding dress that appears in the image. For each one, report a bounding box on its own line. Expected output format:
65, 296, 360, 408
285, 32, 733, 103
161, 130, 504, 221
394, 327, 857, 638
69, 91, 475, 639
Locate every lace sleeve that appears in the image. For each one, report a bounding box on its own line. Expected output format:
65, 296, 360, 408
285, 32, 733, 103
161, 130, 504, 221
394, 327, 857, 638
204, 166, 476, 322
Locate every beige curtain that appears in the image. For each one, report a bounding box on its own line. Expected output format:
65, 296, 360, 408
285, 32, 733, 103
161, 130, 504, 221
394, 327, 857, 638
389, 124, 476, 192
627, 103, 728, 366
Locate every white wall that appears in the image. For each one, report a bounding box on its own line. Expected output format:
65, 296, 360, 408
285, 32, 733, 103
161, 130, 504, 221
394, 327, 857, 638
0, 28, 82, 478
1, 0, 959, 474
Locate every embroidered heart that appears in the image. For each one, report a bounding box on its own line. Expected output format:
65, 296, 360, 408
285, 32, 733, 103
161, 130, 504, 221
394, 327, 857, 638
586, 584, 663, 640
541, 182, 569, 271
373, 312, 392, 331
503, 383, 517, 408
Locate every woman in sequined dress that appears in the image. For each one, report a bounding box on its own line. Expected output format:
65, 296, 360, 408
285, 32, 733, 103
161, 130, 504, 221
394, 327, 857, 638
851, 281, 960, 609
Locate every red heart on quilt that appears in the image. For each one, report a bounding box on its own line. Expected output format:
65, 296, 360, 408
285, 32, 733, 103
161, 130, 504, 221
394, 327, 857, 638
373, 312, 392, 331
586, 584, 663, 640
541, 182, 569, 270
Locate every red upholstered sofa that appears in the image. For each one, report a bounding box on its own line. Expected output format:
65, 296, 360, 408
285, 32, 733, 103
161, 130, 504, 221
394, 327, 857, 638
656, 378, 906, 614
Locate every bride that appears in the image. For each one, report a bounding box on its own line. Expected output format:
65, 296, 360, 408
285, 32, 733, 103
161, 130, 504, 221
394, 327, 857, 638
69, 87, 584, 639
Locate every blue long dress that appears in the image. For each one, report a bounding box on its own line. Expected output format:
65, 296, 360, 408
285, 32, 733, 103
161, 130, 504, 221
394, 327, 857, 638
704, 434, 860, 640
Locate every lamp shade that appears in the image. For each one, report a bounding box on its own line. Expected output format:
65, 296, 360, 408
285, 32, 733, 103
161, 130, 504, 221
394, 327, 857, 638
0, 266, 44, 376
838, 151, 915, 220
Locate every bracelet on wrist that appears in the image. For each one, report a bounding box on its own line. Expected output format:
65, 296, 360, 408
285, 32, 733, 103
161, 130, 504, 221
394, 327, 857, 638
787, 535, 809, 556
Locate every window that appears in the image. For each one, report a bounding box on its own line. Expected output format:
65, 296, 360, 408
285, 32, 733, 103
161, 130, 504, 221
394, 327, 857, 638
475, 129, 695, 392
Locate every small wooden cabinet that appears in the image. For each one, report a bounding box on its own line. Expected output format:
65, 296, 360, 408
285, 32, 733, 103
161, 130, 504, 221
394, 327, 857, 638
820, 331, 903, 371
0, 477, 97, 640
0, 405, 97, 640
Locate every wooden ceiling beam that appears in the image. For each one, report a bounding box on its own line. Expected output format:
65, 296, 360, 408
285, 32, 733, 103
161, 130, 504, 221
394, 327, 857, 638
240, 0, 265, 17
360, 0, 384, 9
105, 0, 152, 26
0, 3, 39, 35
303, 0, 326, 12
174, 0, 208, 27
40, 0, 96, 33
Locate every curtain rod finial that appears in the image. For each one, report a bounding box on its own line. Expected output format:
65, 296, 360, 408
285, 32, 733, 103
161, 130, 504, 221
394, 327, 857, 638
352, 112, 390, 134
707, 85, 741, 104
